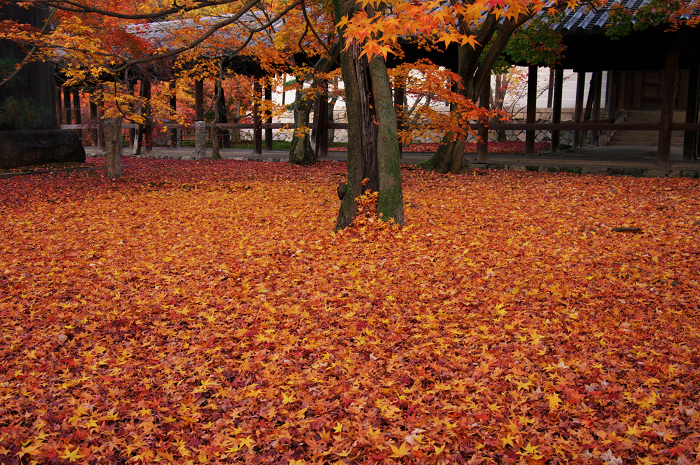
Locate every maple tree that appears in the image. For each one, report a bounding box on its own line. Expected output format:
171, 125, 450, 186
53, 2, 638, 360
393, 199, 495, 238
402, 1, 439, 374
1, 158, 700, 463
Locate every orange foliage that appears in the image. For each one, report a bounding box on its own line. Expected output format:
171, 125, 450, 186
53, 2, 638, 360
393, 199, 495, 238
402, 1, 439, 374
1, 159, 700, 463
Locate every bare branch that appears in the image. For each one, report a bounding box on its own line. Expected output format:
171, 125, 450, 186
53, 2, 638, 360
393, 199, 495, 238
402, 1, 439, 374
6, 0, 245, 21
112, 0, 303, 73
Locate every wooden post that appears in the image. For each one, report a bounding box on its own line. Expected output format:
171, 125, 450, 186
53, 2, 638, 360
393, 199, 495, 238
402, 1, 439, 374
525, 65, 537, 156
127, 81, 136, 147
89, 100, 98, 146
551, 67, 563, 153
606, 70, 618, 120
393, 78, 405, 158
253, 69, 263, 155
477, 77, 490, 161
169, 80, 178, 148
265, 84, 273, 151
143, 79, 153, 152
315, 80, 329, 158
658, 40, 679, 165
63, 87, 72, 125
592, 71, 603, 144
55, 82, 63, 126
574, 72, 586, 147
195, 79, 205, 121
97, 98, 105, 151
683, 64, 699, 161
617, 71, 627, 109
72, 89, 81, 140
547, 68, 554, 108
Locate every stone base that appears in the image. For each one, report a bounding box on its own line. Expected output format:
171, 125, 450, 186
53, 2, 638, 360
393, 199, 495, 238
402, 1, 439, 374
0, 130, 86, 170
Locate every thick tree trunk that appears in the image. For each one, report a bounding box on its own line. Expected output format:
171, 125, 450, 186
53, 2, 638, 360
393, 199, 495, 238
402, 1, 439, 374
370, 56, 403, 225
333, 0, 404, 230
103, 117, 122, 179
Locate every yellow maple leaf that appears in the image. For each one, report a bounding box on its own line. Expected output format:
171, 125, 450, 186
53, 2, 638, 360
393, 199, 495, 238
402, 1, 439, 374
59, 446, 86, 463
546, 392, 562, 410
389, 442, 412, 458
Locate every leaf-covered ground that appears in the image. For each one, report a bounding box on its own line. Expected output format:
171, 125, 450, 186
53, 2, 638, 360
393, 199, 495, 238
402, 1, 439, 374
1, 157, 699, 465
328, 141, 552, 154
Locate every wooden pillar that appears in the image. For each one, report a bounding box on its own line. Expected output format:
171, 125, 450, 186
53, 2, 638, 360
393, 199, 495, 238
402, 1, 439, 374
127, 82, 136, 147
393, 79, 405, 158
195, 79, 205, 121
592, 71, 603, 144
63, 87, 72, 125
616, 71, 627, 109
525, 65, 537, 156
253, 69, 263, 155
574, 72, 586, 147
606, 70, 618, 120
97, 98, 105, 150
143, 79, 153, 152
315, 80, 329, 158
547, 68, 555, 108
683, 64, 699, 161
264, 84, 273, 151
55, 82, 63, 126
72, 89, 81, 140
89, 100, 98, 146
658, 40, 679, 165
169, 80, 178, 148
551, 67, 564, 153
477, 77, 490, 161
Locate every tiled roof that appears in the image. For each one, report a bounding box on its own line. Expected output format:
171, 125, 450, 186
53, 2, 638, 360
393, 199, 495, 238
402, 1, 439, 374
553, 0, 700, 35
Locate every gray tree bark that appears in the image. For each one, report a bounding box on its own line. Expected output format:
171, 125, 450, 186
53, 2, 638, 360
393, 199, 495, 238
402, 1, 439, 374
103, 117, 122, 179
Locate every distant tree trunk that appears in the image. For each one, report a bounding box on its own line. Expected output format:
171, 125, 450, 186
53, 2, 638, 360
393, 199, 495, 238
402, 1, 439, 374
495, 73, 508, 142
103, 117, 122, 179
423, 14, 531, 173
211, 79, 223, 160
289, 82, 315, 165
333, 0, 403, 229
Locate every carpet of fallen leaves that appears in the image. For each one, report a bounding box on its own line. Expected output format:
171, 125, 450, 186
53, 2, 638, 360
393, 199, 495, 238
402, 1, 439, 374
1, 156, 700, 465
328, 142, 551, 154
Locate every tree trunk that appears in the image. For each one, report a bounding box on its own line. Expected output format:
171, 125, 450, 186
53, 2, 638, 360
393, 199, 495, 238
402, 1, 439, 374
370, 55, 403, 225
333, 0, 403, 229
211, 80, 223, 160
423, 15, 532, 173
103, 117, 122, 179
289, 79, 316, 165
289, 88, 315, 165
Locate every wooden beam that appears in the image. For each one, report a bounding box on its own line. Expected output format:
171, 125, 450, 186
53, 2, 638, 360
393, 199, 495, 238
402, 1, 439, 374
574, 72, 585, 147
683, 64, 699, 161
525, 65, 537, 156
551, 67, 563, 153
658, 40, 679, 165
477, 76, 490, 161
